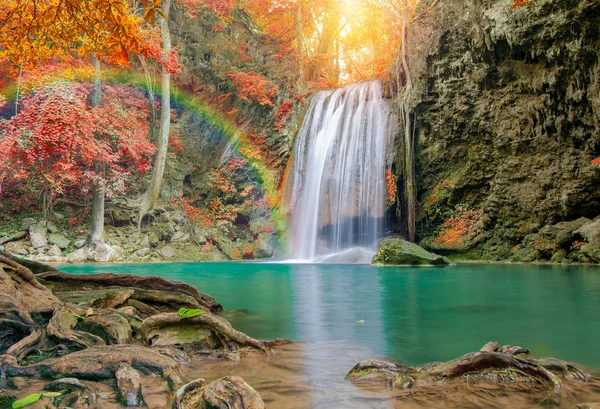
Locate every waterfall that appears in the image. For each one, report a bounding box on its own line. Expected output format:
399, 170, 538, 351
288, 81, 390, 262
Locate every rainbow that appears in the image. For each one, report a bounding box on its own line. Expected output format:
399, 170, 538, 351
0, 68, 288, 232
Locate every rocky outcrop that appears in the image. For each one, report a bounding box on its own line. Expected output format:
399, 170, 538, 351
372, 238, 452, 266
405, 0, 600, 262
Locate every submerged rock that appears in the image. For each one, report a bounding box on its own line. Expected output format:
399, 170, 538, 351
372, 238, 452, 266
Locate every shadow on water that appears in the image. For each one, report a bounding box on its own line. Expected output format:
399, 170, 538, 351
58, 262, 600, 408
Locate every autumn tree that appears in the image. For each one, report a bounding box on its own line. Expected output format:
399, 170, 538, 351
0, 83, 154, 226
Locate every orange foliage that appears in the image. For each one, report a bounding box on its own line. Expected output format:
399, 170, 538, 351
592, 157, 600, 166
385, 168, 397, 206
274, 99, 293, 131
435, 207, 483, 247
225, 70, 277, 107
0, 0, 162, 70
509, 0, 532, 8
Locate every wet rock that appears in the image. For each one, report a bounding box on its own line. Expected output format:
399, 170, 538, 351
29, 224, 48, 249
178, 376, 265, 409
115, 364, 144, 407
48, 233, 70, 249
372, 238, 452, 266
47, 244, 62, 257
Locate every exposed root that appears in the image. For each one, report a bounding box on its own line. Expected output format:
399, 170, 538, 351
38, 271, 222, 312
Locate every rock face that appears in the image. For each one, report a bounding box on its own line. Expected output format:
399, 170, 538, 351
372, 238, 452, 266
406, 0, 600, 262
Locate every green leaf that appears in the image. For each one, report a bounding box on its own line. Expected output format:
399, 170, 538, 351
178, 308, 206, 319
11, 393, 41, 408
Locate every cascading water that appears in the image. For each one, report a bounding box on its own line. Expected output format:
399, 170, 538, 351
288, 81, 390, 262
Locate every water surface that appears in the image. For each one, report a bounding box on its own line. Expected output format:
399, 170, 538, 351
58, 262, 600, 408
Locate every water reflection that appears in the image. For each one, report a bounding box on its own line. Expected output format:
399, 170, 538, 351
289, 264, 391, 408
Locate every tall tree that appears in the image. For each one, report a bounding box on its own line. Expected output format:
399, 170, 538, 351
138, 0, 173, 227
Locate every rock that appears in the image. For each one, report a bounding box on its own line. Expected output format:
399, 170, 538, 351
47, 244, 62, 257
372, 238, 452, 266
74, 238, 87, 249
19, 218, 38, 232
29, 224, 48, 249
43, 221, 58, 233
134, 248, 151, 258
171, 231, 189, 242
539, 218, 592, 247
575, 219, 600, 244
113, 245, 125, 260
193, 228, 207, 245
48, 233, 70, 249
157, 245, 176, 259
140, 234, 150, 248
255, 233, 275, 258
580, 242, 600, 263
4, 241, 29, 256
178, 376, 265, 409
67, 248, 88, 263
115, 364, 144, 407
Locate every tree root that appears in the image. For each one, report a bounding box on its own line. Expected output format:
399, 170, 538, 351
1, 345, 186, 391
347, 342, 590, 392
140, 313, 268, 354
38, 271, 222, 312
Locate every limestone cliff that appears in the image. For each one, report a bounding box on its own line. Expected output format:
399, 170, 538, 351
405, 0, 600, 262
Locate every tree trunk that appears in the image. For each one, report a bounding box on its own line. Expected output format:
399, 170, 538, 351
88, 54, 105, 247
296, 1, 305, 91
401, 0, 416, 242
309, 1, 341, 82
138, 0, 172, 228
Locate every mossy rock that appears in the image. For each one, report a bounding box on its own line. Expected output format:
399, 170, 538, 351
372, 238, 453, 266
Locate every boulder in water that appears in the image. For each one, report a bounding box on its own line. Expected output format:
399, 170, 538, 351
372, 238, 452, 266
